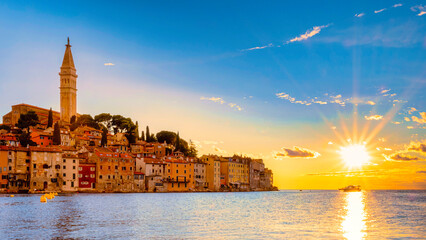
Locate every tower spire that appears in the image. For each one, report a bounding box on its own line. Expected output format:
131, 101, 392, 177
61, 37, 75, 69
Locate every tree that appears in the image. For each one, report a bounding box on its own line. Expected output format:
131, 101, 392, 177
78, 114, 100, 129
94, 113, 112, 129
70, 115, 77, 124
52, 122, 61, 145
175, 132, 180, 150
156, 131, 177, 145
150, 134, 157, 142
18, 132, 37, 147
47, 108, 53, 128
135, 121, 140, 139
146, 126, 151, 142
17, 111, 39, 130
101, 128, 108, 147
187, 140, 198, 157
0, 125, 11, 132
141, 131, 145, 141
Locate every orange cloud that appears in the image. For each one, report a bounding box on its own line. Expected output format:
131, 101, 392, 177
275, 146, 320, 158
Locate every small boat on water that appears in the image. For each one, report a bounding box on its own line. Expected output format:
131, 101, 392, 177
339, 185, 361, 192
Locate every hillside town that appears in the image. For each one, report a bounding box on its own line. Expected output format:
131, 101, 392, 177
0, 39, 276, 193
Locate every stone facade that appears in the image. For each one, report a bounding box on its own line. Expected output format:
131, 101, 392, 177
59, 38, 77, 123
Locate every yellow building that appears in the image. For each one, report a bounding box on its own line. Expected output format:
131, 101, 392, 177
165, 158, 193, 192
200, 154, 221, 191
220, 157, 250, 190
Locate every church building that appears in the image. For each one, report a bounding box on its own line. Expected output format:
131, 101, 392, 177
2, 38, 78, 125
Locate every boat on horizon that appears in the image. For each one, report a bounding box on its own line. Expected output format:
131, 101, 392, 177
339, 185, 361, 192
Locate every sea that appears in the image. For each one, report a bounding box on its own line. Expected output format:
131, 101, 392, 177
0, 190, 425, 239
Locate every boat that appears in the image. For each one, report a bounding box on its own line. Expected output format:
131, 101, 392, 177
339, 185, 361, 192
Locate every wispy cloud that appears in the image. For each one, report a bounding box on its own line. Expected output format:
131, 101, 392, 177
243, 43, 273, 51
355, 13, 365, 18
374, 8, 387, 14
286, 24, 330, 44
200, 96, 243, 111
386, 153, 422, 161
419, 11, 426, 16
228, 103, 243, 111
408, 141, 426, 153
366, 101, 376, 105
384, 140, 426, 161
411, 5, 426, 16
393, 3, 403, 8
380, 89, 391, 94
408, 107, 417, 114
276, 92, 311, 105
200, 96, 225, 104
104, 63, 115, 66
274, 146, 320, 159
365, 115, 383, 120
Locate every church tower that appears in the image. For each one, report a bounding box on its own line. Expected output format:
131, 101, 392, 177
59, 37, 77, 123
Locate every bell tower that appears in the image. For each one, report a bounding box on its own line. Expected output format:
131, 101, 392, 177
59, 37, 77, 123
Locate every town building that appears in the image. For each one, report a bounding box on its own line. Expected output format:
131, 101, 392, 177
29, 147, 62, 192
61, 153, 80, 192
200, 154, 221, 191
2, 104, 60, 126
7, 147, 31, 192
0, 146, 10, 189
249, 159, 264, 190
165, 158, 193, 192
142, 157, 166, 192
193, 161, 207, 190
78, 160, 96, 190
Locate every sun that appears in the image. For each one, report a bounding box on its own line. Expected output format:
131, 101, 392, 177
339, 144, 370, 168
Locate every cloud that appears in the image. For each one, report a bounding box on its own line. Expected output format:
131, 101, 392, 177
404, 117, 411, 122
212, 146, 227, 154
392, 121, 401, 124
286, 24, 330, 44
104, 63, 115, 66
275, 146, 320, 158
408, 142, 426, 153
228, 103, 243, 111
393, 3, 403, 8
408, 107, 417, 114
364, 115, 383, 120
378, 138, 386, 142
355, 13, 365, 18
411, 5, 426, 15
380, 89, 391, 94
328, 141, 333, 145
329, 95, 346, 106
243, 43, 273, 51
407, 126, 414, 129
366, 101, 376, 105
313, 100, 327, 105
275, 92, 311, 105
419, 11, 426, 16
412, 112, 426, 124
200, 96, 225, 104
387, 153, 421, 161
417, 171, 426, 174
374, 8, 386, 13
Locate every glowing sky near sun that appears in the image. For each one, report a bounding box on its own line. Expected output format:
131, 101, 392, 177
0, 0, 425, 189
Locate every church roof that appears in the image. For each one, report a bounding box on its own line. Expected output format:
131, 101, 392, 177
61, 37, 75, 69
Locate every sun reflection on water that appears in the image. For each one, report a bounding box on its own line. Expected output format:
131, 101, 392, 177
341, 192, 367, 240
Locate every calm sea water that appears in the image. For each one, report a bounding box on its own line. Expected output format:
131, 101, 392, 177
0, 190, 425, 239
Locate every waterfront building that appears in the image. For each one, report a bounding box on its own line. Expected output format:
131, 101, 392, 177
142, 157, 166, 192
78, 160, 96, 190
260, 168, 273, 189
193, 161, 207, 190
29, 147, 62, 192
165, 158, 193, 192
61, 153, 80, 192
249, 159, 264, 190
59, 38, 78, 123
133, 171, 145, 192
0, 147, 9, 189
200, 154, 221, 191
7, 147, 31, 192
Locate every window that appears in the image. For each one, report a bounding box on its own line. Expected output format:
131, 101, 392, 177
63, 165, 66, 169
78, 174, 82, 178
73, 173, 75, 180
73, 160, 76, 163
99, 175, 103, 179
33, 164, 36, 169
176, 170, 178, 173
73, 166, 76, 169
71, 182, 74, 187
63, 181, 66, 185
63, 159, 66, 163
90, 167, 95, 171
63, 173, 66, 177
90, 174, 95, 178
78, 167, 82, 171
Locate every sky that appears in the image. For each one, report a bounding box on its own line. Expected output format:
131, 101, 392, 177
0, 0, 425, 189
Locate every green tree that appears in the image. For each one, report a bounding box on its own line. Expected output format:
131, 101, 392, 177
141, 131, 145, 141
47, 108, 53, 128
18, 132, 37, 147
187, 140, 198, 157
78, 114, 100, 129
70, 115, 77, 124
135, 121, 140, 139
94, 113, 112, 129
17, 111, 39, 131
175, 132, 180, 150
101, 128, 108, 147
52, 122, 61, 145
146, 126, 151, 142
156, 131, 176, 144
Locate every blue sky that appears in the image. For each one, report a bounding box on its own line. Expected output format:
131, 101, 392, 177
0, 0, 425, 188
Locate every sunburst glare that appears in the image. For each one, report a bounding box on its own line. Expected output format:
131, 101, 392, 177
339, 144, 371, 168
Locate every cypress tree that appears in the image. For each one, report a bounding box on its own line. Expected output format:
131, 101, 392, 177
175, 132, 180, 152
101, 128, 108, 147
70, 115, 76, 125
135, 121, 140, 139
52, 122, 61, 145
47, 108, 53, 128
141, 131, 145, 141
146, 126, 150, 142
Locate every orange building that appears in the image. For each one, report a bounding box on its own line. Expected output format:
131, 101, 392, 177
0, 146, 9, 189
30, 130, 53, 147
2, 103, 60, 126
165, 158, 193, 192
